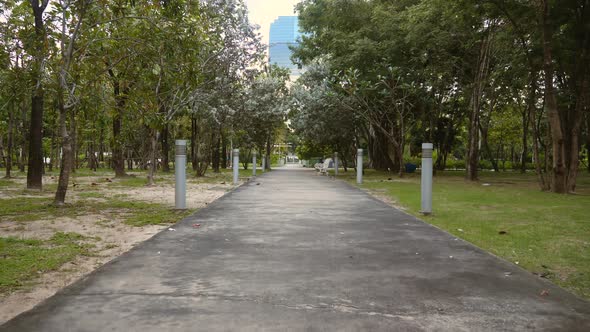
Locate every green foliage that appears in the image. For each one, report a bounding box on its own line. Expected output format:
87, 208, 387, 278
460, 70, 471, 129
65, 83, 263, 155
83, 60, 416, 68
292, 0, 590, 188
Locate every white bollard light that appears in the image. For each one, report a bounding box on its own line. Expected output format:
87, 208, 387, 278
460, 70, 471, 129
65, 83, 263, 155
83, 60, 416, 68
233, 149, 239, 185
252, 151, 257, 176
175, 140, 187, 210
421, 143, 433, 215
334, 152, 339, 176
357, 149, 363, 184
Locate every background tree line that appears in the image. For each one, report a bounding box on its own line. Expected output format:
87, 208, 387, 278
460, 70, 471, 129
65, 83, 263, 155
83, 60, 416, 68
289, 0, 590, 193
0, 0, 289, 204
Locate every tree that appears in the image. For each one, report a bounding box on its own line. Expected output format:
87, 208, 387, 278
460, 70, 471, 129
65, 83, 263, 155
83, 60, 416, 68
53, 0, 93, 205
26, 0, 49, 190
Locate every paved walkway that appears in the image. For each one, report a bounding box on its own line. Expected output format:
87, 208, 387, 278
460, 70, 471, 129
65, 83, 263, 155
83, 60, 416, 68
2, 169, 589, 331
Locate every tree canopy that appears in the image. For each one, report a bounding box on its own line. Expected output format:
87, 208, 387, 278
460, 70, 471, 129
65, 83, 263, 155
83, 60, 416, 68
290, 0, 590, 193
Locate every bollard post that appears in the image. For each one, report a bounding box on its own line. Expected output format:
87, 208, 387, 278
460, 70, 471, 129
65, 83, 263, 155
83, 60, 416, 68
357, 149, 363, 184
233, 149, 239, 185
421, 143, 433, 215
334, 152, 339, 176
252, 151, 257, 176
261, 154, 266, 173
175, 140, 187, 210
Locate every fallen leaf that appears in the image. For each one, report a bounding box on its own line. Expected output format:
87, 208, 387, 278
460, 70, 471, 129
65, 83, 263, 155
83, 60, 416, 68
540, 290, 549, 297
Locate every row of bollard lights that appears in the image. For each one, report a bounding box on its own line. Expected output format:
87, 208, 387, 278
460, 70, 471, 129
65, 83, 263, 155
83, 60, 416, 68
175, 140, 433, 215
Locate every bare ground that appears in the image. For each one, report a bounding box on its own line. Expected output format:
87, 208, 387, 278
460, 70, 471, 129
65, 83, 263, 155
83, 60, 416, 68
0, 172, 237, 324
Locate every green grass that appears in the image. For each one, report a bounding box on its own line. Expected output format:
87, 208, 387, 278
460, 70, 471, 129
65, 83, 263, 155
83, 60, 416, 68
91, 199, 194, 227
0, 178, 17, 187
0, 196, 194, 227
337, 169, 590, 300
0, 232, 96, 293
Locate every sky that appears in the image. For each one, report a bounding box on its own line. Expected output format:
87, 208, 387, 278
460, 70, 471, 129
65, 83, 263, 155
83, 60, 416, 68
245, 0, 302, 46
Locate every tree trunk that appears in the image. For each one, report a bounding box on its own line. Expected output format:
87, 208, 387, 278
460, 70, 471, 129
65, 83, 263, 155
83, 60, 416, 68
88, 142, 97, 171
54, 99, 72, 205
27, 0, 48, 190
587, 113, 590, 173
242, 149, 250, 170
212, 130, 220, 173
147, 130, 158, 186
191, 116, 198, 171
161, 124, 170, 172
70, 107, 77, 173
196, 130, 213, 177
540, 1, 566, 193
0, 136, 5, 169
27, 94, 44, 189
521, 108, 529, 173
369, 126, 397, 171
5, 102, 14, 178
49, 121, 55, 172
265, 136, 272, 170
565, 76, 588, 192
466, 30, 493, 181
529, 78, 548, 190
99, 127, 105, 164
112, 80, 127, 177
54, 0, 87, 205
221, 133, 228, 169
19, 100, 27, 173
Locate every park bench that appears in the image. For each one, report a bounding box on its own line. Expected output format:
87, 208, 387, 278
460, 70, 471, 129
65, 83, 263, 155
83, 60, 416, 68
314, 158, 333, 175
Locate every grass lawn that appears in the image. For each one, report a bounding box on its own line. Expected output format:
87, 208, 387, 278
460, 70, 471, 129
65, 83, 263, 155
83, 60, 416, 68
0, 195, 193, 227
0, 232, 97, 293
335, 169, 590, 300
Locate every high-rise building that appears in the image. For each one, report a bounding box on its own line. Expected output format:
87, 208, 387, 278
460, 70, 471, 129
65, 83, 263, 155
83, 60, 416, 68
269, 16, 302, 76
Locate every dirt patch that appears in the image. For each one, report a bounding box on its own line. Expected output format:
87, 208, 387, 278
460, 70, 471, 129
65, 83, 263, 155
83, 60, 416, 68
0, 173, 236, 324
101, 182, 230, 209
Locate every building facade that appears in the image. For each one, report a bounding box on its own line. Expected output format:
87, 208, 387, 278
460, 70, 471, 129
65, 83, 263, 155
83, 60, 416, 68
269, 16, 302, 76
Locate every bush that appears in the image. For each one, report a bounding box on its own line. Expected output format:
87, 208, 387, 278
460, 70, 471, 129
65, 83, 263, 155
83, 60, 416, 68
445, 159, 465, 170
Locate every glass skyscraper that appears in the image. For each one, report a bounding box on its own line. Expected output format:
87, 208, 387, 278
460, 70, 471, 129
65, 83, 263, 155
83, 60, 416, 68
269, 16, 302, 76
